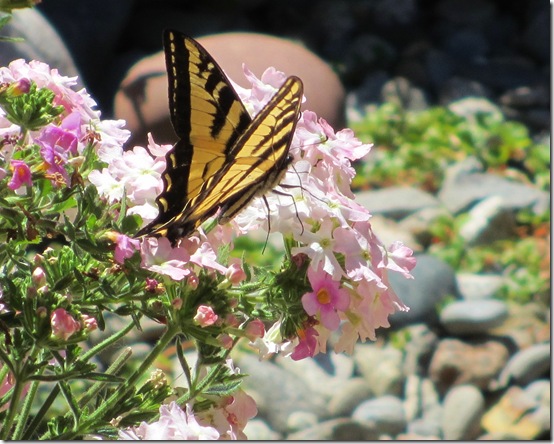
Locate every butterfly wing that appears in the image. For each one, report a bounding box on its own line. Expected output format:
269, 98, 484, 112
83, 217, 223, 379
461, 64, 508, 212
136, 30, 303, 244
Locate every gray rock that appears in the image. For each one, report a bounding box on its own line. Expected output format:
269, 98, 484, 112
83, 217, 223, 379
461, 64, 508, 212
286, 410, 318, 433
354, 344, 404, 397
441, 384, 485, 440
236, 354, 328, 433
388, 254, 460, 329
402, 324, 439, 376
459, 196, 518, 246
523, 379, 550, 406
496, 342, 550, 388
381, 77, 429, 110
355, 186, 439, 220
403, 374, 441, 422
352, 395, 407, 436
287, 418, 379, 440
439, 77, 491, 105
456, 272, 504, 300
328, 377, 373, 417
440, 299, 509, 335
398, 206, 451, 248
243, 419, 282, 440
438, 158, 549, 215
407, 416, 442, 439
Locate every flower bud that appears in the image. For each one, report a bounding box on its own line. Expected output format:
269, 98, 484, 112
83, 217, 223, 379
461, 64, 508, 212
51, 308, 80, 341
194, 305, 218, 327
244, 319, 265, 341
225, 262, 246, 285
218, 333, 233, 350
31, 267, 46, 287
81, 314, 98, 332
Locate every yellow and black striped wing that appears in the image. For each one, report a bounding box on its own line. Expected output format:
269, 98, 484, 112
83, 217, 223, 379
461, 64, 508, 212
136, 30, 303, 244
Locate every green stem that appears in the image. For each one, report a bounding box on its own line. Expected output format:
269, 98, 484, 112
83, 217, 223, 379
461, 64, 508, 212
11, 379, 40, 440
79, 319, 136, 362
0, 374, 26, 440
21, 384, 59, 440
49, 324, 179, 440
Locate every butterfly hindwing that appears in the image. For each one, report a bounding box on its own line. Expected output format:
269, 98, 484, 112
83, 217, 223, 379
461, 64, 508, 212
136, 30, 303, 244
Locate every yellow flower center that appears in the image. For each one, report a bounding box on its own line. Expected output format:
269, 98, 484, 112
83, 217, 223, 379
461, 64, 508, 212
316, 288, 331, 305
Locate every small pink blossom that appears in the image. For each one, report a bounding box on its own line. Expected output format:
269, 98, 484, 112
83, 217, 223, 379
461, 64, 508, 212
244, 319, 265, 341
8, 159, 32, 190
301, 266, 350, 331
218, 333, 233, 349
81, 314, 98, 332
50, 308, 80, 341
113, 233, 140, 264
31, 267, 46, 287
140, 237, 191, 281
119, 402, 220, 440
226, 260, 246, 285
194, 305, 218, 327
290, 326, 319, 361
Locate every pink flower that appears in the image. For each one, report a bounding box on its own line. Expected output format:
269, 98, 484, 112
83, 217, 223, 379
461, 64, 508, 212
194, 305, 218, 327
290, 326, 319, 361
8, 159, 32, 190
50, 308, 80, 341
31, 267, 46, 286
113, 234, 140, 264
119, 402, 220, 440
301, 266, 350, 331
244, 319, 265, 341
140, 237, 191, 281
82, 314, 98, 332
226, 260, 246, 285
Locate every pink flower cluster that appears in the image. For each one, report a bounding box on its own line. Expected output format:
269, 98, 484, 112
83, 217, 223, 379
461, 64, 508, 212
0, 59, 130, 191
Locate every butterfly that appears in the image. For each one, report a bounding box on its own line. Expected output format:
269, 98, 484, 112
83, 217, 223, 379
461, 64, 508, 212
135, 29, 304, 246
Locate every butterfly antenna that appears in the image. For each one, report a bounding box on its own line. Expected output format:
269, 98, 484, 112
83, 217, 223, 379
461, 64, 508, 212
261, 195, 271, 254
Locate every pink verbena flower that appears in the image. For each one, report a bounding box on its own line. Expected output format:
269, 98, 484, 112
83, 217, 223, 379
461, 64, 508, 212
301, 266, 349, 331
194, 305, 218, 327
290, 326, 319, 361
113, 233, 141, 264
140, 237, 191, 281
50, 308, 80, 341
118, 402, 220, 440
8, 159, 31, 190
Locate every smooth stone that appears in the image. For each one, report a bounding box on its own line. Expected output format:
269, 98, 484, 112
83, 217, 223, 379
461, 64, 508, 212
354, 344, 404, 397
398, 206, 451, 249
406, 417, 442, 439
441, 384, 485, 440
402, 324, 439, 376
328, 377, 373, 417
456, 272, 504, 300
388, 254, 460, 329
439, 76, 492, 105
355, 186, 440, 220
286, 410, 318, 433
428, 338, 510, 393
236, 353, 327, 433
403, 374, 441, 422
243, 419, 282, 440
440, 299, 509, 335
438, 157, 549, 215
496, 342, 550, 388
380, 76, 429, 110
352, 395, 407, 437
481, 385, 548, 440
287, 418, 378, 440
459, 195, 518, 246
523, 379, 550, 406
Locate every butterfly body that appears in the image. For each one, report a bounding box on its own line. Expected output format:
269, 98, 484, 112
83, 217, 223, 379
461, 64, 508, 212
135, 30, 303, 245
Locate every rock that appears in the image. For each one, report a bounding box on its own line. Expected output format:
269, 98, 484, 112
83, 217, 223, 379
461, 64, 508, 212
355, 186, 440, 220
443, 29, 489, 61
380, 77, 429, 110
439, 77, 491, 105
458, 196, 518, 246
481, 385, 549, 440
428, 338, 510, 393
438, 158, 550, 215
351, 70, 390, 105
455, 272, 504, 300
243, 419, 282, 440
402, 324, 439, 376
440, 299, 509, 335
328, 378, 373, 417
495, 342, 550, 388
287, 418, 378, 440
354, 343, 404, 396
441, 384, 485, 440
448, 97, 503, 122
388, 254, 460, 329
286, 410, 318, 433
398, 207, 451, 249
236, 354, 328, 433
352, 395, 407, 436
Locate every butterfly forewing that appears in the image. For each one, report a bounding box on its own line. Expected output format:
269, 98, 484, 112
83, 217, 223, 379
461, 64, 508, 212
136, 30, 303, 244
